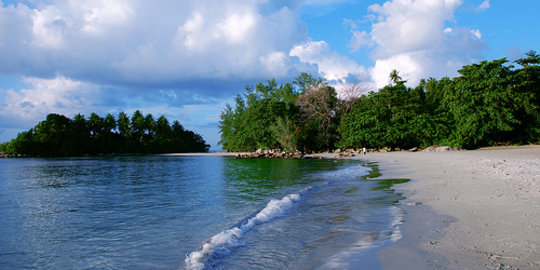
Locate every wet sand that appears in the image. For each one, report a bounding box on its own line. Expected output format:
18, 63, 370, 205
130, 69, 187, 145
360, 145, 540, 269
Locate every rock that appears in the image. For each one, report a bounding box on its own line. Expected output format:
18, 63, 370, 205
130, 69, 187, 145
236, 149, 304, 159
421, 145, 461, 152
409, 147, 419, 152
438, 146, 450, 152
337, 151, 356, 158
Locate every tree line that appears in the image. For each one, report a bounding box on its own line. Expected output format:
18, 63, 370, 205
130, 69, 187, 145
219, 51, 539, 152
0, 110, 209, 156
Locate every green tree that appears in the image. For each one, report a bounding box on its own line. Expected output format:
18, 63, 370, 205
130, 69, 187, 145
389, 69, 403, 85
269, 117, 299, 152
154, 115, 172, 152
3, 111, 209, 156
71, 113, 90, 153
131, 110, 146, 151
117, 112, 131, 139
511, 50, 540, 143
293, 72, 325, 92
33, 114, 74, 156
88, 113, 104, 138
219, 80, 299, 151
338, 81, 424, 149
443, 58, 523, 148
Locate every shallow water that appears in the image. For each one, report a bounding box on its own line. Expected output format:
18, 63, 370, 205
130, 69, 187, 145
0, 156, 406, 269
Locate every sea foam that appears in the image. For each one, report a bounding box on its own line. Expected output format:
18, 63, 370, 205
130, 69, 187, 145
184, 188, 310, 270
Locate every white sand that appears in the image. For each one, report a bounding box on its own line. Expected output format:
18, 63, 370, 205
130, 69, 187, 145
358, 145, 540, 269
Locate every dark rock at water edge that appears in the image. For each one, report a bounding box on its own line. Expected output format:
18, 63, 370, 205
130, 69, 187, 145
0, 152, 29, 158
235, 149, 304, 159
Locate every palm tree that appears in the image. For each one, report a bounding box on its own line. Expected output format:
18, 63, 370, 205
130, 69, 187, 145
104, 113, 117, 133
117, 112, 131, 139
389, 69, 402, 85
131, 110, 145, 143
88, 113, 104, 138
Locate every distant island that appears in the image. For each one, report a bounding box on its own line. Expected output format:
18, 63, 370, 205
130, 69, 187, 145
219, 51, 539, 152
0, 110, 209, 157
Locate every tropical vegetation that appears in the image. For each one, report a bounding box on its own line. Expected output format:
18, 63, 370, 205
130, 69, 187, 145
219, 51, 539, 151
0, 110, 209, 156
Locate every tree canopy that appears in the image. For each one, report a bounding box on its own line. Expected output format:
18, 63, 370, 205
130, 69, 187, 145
219, 51, 539, 152
219, 75, 341, 152
1, 111, 209, 156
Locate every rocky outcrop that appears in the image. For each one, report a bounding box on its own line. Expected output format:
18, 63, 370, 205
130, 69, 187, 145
0, 152, 28, 158
421, 145, 461, 152
235, 149, 304, 159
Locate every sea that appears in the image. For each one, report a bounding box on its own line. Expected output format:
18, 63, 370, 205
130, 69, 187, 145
0, 156, 408, 269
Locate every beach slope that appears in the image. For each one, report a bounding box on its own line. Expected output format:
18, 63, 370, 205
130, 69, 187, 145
366, 145, 540, 269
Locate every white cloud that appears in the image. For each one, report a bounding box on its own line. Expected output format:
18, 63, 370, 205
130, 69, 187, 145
367, 0, 463, 57
290, 40, 366, 82
355, 0, 486, 88
260, 52, 289, 77
371, 53, 421, 89
349, 30, 373, 52
0, 0, 311, 89
218, 12, 257, 44
0, 76, 103, 124
478, 0, 490, 11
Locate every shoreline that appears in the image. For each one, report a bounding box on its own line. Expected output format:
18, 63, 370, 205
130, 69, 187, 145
358, 145, 540, 269
35, 146, 540, 268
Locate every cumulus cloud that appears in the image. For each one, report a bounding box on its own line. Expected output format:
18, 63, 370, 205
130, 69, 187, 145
289, 40, 373, 99
0, 0, 311, 92
349, 0, 487, 88
0, 76, 104, 127
290, 40, 366, 82
478, 0, 490, 11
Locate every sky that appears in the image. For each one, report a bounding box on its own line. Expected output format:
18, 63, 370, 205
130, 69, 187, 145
0, 0, 538, 150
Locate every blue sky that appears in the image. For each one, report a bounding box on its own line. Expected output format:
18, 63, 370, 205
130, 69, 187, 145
0, 0, 538, 149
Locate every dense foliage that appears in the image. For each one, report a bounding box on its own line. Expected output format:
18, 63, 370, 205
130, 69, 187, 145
220, 51, 539, 151
218, 76, 343, 152
0, 111, 209, 156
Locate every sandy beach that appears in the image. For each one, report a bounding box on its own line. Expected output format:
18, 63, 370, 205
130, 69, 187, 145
360, 145, 540, 269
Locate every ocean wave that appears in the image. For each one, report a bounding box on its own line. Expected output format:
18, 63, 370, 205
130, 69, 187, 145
184, 188, 311, 270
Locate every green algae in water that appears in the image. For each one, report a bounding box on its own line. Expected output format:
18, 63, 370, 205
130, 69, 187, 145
361, 162, 410, 190
370, 178, 410, 191
363, 162, 382, 179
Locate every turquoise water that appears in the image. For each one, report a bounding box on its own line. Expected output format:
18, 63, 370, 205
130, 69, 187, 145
0, 156, 406, 269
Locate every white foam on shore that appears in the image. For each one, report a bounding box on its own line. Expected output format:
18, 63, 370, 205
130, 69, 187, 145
184, 188, 310, 270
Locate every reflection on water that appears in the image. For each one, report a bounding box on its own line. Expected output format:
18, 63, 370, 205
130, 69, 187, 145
0, 157, 407, 270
